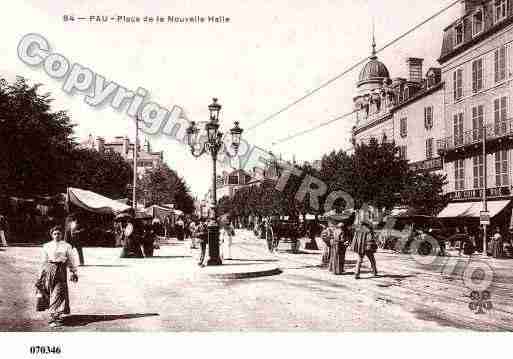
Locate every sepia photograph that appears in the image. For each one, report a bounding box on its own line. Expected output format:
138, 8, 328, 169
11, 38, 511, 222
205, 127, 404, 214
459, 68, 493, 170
1, 0, 512, 357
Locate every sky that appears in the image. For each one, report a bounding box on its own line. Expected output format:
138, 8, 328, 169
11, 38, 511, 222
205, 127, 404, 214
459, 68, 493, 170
1, 0, 461, 198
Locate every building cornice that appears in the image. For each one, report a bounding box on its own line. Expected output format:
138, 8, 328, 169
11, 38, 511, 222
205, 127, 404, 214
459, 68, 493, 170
353, 112, 393, 136
352, 82, 443, 136
391, 82, 444, 111
439, 15, 513, 64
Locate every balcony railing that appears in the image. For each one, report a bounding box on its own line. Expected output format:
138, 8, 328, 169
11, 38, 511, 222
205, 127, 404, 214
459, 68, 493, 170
437, 119, 513, 153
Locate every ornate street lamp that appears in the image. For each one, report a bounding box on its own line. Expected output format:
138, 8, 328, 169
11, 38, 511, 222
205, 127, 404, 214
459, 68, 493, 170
186, 98, 243, 265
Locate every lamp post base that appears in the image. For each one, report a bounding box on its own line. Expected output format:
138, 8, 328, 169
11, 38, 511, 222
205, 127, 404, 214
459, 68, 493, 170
207, 223, 222, 266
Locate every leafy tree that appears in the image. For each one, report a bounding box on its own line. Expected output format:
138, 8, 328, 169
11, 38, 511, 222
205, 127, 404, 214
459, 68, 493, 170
137, 163, 195, 214
351, 138, 409, 210
66, 148, 132, 199
0, 77, 74, 197
400, 171, 448, 216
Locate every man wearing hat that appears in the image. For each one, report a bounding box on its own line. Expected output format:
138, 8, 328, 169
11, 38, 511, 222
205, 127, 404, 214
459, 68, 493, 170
351, 220, 378, 279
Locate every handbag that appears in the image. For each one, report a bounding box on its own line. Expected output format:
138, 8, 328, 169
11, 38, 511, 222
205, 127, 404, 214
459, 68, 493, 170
36, 289, 49, 311
35, 274, 49, 311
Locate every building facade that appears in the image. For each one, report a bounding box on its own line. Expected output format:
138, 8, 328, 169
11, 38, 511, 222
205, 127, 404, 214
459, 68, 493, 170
79, 135, 164, 176
352, 40, 445, 174
437, 0, 513, 205
215, 169, 253, 199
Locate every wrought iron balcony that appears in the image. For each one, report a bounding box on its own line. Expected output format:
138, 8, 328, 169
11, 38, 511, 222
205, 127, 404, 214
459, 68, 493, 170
437, 119, 513, 154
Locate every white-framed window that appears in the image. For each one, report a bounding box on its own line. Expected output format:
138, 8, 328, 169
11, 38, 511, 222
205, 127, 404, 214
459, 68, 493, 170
424, 106, 433, 130
494, 45, 507, 83
494, 0, 508, 23
472, 105, 484, 142
472, 9, 484, 36
400, 117, 407, 137
453, 68, 463, 101
455, 159, 465, 191
426, 138, 434, 159
454, 22, 464, 46
494, 96, 508, 135
472, 58, 483, 93
496, 150, 509, 186
398, 145, 407, 160
453, 112, 464, 146
473, 155, 484, 189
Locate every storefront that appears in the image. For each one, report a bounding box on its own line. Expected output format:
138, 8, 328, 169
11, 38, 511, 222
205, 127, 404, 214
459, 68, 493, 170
437, 199, 512, 234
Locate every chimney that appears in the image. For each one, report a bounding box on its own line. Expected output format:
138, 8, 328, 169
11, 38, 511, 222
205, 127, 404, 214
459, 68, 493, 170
95, 137, 105, 154
406, 58, 423, 83
461, 0, 482, 15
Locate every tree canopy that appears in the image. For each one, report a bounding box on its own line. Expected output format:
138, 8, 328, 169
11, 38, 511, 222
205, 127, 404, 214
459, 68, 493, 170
137, 163, 195, 214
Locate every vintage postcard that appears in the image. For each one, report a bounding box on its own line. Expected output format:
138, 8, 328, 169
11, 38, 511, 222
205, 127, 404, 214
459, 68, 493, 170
1, 0, 511, 357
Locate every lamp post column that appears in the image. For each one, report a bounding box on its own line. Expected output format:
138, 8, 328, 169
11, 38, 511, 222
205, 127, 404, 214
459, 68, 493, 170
207, 148, 222, 265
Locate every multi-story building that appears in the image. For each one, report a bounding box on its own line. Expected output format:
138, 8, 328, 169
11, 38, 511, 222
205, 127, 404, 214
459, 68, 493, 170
436, 0, 513, 221
352, 39, 445, 173
79, 135, 164, 177
215, 169, 253, 199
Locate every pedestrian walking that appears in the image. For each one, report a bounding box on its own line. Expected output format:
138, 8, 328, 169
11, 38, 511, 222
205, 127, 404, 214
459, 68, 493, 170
0, 214, 9, 248
117, 211, 144, 258
351, 220, 378, 279
176, 217, 185, 241
114, 221, 124, 247
222, 222, 235, 259
305, 219, 320, 250
320, 223, 333, 268
328, 216, 351, 275
491, 226, 505, 259
197, 220, 209, 266
36, 225, 79, 328
64, 213, 86, 266
189, 220, 197, 249
164, 215, 172, 240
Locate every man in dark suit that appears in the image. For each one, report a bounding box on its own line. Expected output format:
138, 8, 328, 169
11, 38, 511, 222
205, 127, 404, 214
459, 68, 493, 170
197, 220, 209, 266
64, 213, 86, 266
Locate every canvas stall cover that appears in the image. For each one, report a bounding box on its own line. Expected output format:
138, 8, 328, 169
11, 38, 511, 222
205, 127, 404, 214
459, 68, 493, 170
67, 187, 131, 215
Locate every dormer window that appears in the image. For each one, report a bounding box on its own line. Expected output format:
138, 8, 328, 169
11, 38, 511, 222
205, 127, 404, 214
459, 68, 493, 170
403, 87, 409, 101
454, 22, 464, 46
494, 0, 508, 23
472, 9, 483, 36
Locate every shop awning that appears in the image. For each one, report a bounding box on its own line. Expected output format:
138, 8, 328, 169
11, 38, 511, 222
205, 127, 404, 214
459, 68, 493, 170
437, 200, 510, 218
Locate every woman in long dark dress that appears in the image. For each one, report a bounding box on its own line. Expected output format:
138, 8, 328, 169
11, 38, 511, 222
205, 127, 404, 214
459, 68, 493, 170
38, 225, 79, 327
117, 213, 144, 258
351, 221, 378, 279
329, 226, 344, 274
492, 227, 504, 258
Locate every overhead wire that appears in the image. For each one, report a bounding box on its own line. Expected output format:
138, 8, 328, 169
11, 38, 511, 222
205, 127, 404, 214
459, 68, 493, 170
247, 0, 461, 139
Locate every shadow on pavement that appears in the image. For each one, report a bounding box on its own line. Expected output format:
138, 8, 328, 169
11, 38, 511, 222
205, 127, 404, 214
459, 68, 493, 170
62, 313, 159, 327
376, 274, 415, 279
356, 274, 416, 280
279, 250, 319, 255
217, 262, 271, 267
227, 258, 279, 263
80, 265, 128, 267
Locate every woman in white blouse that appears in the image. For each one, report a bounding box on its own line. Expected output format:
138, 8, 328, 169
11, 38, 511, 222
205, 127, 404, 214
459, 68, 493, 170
39, 225, 79, 327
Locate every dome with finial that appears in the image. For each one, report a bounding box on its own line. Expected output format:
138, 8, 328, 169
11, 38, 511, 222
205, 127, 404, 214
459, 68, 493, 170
358, 33, 390, 85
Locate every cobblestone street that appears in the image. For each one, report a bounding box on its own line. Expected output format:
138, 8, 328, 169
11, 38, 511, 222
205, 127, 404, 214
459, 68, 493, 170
1, 231, 512, 332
